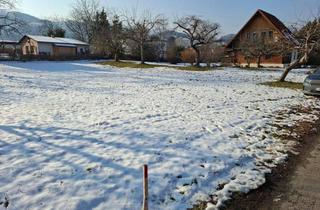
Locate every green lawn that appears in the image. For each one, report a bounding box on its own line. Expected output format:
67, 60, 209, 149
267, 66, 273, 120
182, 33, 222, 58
260, 81, 303, 90
98, 60, 214, 71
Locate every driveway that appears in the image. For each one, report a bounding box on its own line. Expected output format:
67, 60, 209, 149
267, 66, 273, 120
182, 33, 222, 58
265, 136, 320, 210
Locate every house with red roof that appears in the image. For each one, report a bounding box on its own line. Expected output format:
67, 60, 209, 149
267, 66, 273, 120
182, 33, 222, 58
225, 9, 299, 68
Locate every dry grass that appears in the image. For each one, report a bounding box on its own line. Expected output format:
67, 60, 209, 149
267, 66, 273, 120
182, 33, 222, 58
177, 66, 213, 71
260, 81, 303, 90
98, 61, 164, 69
98, 61, 215, 71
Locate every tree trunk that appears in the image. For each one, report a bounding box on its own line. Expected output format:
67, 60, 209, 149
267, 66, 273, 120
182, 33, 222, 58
13, 44, 17, 59
114, 53, 119, 62
280, 44, 315, 82
246, 58, 250, 68
140, 42, 145, 64
279, 54, 306, 82
257, 55, 261, 68
193, 47, 200, 67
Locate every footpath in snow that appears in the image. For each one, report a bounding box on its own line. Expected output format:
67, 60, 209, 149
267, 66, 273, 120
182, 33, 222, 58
0, 61, 319, 210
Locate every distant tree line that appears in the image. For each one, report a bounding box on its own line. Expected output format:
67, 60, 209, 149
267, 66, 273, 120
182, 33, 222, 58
46, 1, 320, 79
1, 0, 320, 78
0, 0, 230, 67
62, 0, 223, 66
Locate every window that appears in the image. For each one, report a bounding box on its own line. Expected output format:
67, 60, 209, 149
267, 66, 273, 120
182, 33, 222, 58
40, 52, 50, 56
25, 46, 30, 54
246, 32, 251, 40
265, 54, 272, 60
261, 31, 267, 39
268, 31, 274, 39
30, 46, 34, 54
252, 32, 258, 40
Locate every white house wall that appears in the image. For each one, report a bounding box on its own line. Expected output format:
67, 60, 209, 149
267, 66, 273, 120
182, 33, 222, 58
38, 43, 53, 55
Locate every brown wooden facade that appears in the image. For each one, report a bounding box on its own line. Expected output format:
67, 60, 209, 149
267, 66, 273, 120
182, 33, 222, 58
226, 9, 296, 68
19, 35, 89, 57
52, 46, 77, 57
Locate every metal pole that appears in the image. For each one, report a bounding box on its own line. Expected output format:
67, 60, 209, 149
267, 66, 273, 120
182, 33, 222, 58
142, 164, 148, 210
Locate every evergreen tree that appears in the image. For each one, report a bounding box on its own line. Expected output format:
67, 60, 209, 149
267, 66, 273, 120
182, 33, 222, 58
108, 15, 126, 61
92, 8, 110, 55
47, 27, 66, 38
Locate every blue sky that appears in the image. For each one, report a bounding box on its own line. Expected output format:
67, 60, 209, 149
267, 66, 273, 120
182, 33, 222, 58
17, 0, 319, 35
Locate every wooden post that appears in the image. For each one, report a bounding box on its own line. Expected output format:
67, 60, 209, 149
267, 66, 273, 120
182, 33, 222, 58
142, 164, 148, 210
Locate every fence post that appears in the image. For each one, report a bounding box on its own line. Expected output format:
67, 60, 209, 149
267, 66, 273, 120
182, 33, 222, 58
142, 164, 148, 210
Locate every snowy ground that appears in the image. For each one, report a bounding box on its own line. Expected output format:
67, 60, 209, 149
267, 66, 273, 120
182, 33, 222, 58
0, 61, 319, 210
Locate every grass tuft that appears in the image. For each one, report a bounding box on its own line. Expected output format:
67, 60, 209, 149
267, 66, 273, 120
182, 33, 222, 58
98, 61, 214, 71
260, 81, 303, 90
177, 66, 213, 71
98, 61, 164, 69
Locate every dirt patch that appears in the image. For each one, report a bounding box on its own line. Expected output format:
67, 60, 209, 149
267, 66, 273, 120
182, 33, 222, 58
189, 104, 320, 210
224, 105, 320, 210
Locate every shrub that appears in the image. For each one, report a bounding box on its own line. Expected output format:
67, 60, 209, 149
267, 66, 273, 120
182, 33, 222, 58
180, 48, 196, 65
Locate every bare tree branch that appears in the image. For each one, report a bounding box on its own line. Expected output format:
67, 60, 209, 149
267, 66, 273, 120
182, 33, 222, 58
175, 16, 220, 67
0, 0, 25, 38
125, 10, 167, 64
279, 11, 320, 81
65, 0, 100, 43
0, 0, 16, 9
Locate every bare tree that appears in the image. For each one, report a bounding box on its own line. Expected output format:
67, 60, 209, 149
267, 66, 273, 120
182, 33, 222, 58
239, 40, 256, 67
201, 43, 224, 67
239, 37, 279, 67
65, 0, 99, 43
125, 10, 166, 64
175, 16, 220, 67
153, 20, 168, 61
279, 14, 320, 81
0, 0, 15, 8
0, 0, 24, 36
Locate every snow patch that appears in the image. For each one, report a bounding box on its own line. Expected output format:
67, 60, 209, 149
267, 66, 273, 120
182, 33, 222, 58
0, 61, 319, 210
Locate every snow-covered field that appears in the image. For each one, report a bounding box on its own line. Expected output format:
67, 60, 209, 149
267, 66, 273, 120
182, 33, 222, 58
0, 61, 319, 210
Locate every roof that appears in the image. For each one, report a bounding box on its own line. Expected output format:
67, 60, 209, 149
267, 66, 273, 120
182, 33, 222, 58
260, 10, 289, 35
0, 40, 19, 44
55, 38, 89, 46
226, 9, 299, 48
54, 43, 77, 48
19, 35, 89, 46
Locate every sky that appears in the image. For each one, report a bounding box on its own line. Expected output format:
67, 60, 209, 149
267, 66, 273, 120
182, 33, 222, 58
17, 0, 320, 35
